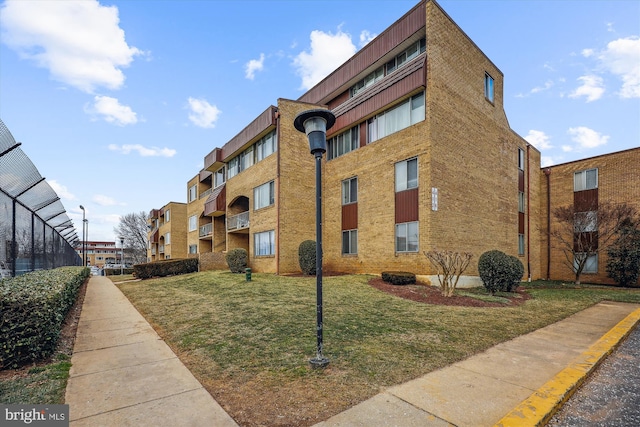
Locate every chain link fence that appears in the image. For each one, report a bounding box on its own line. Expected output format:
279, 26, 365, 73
0, 119, 81, 277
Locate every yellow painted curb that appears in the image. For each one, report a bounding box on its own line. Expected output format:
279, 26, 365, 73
494, 307, 640, 427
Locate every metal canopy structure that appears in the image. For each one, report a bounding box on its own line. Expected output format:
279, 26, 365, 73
0, 118, 81, 277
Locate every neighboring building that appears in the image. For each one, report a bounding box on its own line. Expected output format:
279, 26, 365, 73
74, 241, 118, 267
147, 202, 187, 261
541, 148, 640, 285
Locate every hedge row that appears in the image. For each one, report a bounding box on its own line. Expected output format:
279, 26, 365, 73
381, 271, 416, 286
104, 267, 135, 276
133, 258, 198, 279
0, 267, 89, 369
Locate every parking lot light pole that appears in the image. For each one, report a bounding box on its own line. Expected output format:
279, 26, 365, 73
79, 205, 85, 267
294, 109, 336, 369
120, 237, 124, 275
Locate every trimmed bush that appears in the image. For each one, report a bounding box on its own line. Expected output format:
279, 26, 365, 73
0, 267, 89, 369
381, 271, 416, 286
299, 240, 316, 275
607, 225, 640, 287
134, 258, 198, 279
478, 250, 523, 294
226, 248, 248, 273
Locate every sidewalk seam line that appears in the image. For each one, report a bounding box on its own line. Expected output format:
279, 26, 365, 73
69, 355, 178, 378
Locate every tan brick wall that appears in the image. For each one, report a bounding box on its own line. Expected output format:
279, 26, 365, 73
158, 202, 188, 260
199, 251, 228, 271
541, 148, 640, 284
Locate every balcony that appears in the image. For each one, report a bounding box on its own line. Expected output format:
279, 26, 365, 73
151, 247, 156, 255
199, 222, 213, 238
227, 211, 249, 232
204, 184, 226, 216
159, 245, 165, 253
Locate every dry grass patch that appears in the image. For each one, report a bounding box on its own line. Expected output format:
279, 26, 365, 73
117, 272, 640, 427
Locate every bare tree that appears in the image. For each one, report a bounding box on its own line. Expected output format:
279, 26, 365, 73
424, 250, 473, 297
551, 201, 638, 284
114, 211, 148, 265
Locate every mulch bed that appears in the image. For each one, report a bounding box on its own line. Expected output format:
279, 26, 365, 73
368, 277, 531, 307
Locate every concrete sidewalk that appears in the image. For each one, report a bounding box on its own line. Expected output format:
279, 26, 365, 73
65, 276, 640, 426
314, 301, 640, 427
65, 275, 238, 426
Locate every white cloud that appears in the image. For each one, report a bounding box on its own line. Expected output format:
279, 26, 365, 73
187, 97, 221, 128
245, 53, 265, 80
0, 0, 143, 93
108, 144, 176, 157
85, 95, 138, 126
359, 30, 376, 47
567, 126, 609, 150
569, 75, 605, 102
293, 28, 356, 90
598, 36, 640, 98
540, 156, 555, 167
524, 130, 553, 150
562, 145, 573, 152
92, 194, 122, 206
581, 48, 594, 58
49, 179, 75, 200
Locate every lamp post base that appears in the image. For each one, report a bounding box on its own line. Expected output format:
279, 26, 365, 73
309, 356, 330, 369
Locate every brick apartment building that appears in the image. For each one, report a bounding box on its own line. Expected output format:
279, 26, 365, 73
74, 241, 118, 268
146, 0, 638, 285
147, 202, 187, 262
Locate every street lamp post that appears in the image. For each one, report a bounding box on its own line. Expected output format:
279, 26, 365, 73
120, 237, 124, 275
294, 109, 336, 369
79, 205, 85, 267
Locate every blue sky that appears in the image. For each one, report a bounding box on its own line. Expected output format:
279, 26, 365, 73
1, 0, 638, 242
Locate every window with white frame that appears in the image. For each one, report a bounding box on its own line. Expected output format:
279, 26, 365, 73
518, 191, 525, 213
518, 234, 525, 256
574, 253, 598, 273
368, 92, 424, 143
189, 215, 197, 232
243, 146, 254, 170
189, 245, 197, 254
227, 156, 239, 178
518, 148, 525, 170
256, 130, 277, 161
342, 229, 358, 254
188, 185, 197, 202
574, 168, 598, 192
165, 210, 170, 222
254, 181, 275, 210
396, 221, 418, 252
342, 177, 357, 205
574, 211, 597, 232
165, 232, 171, 244
484, 73, 494, 102
395, 158, 418, 192
254, 230, 275, 256
328, 126, 359, 160
214, 166, 226, 188
386, 38, 426, 74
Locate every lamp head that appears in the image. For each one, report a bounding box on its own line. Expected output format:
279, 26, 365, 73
294, 109, 336, 156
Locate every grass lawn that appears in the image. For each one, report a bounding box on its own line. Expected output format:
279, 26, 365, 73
116, 271, 640, 427
0, 355, 71, 404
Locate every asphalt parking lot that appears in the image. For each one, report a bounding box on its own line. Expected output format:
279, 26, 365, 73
547, 323, 640, 426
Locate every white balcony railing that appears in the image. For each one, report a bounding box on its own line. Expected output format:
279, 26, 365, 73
159, 244, 165, 253
199, 222, 213, 237
227, 211, 249, 231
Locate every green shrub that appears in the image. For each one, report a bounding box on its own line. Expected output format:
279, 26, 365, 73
381, 271, 416, 286
133, 258, 198, 279
298, 240, 316, 275
226, 248, 248, 273
0, 267, 89, 369
607, 225, 640, 287
478, 250, 522, 294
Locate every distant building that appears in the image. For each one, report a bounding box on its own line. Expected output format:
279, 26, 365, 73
74, 241, 118, 268
147, 202, 187, 262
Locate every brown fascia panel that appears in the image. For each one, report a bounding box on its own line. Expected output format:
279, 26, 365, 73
221, 106, 278, 160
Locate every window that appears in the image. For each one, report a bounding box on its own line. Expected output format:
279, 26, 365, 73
228, 157, 239, 178
368, 92, 424, 143
342, 230, 358, 254
214, 166, 226, 188
256, 131, 277, 161
518, 234, 525, 256
243, 146, 254, 170
574, 211, 597, 232
188, 185, 197, 202
189, 245, 197, 254
396, 222, 418, 252
395, 158, 418, 192
189, 215, 197, 232
328, 126, 359, 160
518, 148, 525, 170
165, 210, 170, 222
254, 181, 275, 210
518, 191, 525, 213
484, 73, 494, 102
575, 253, 598, 273
350, 67, 384, 97
254, 230, 275, 256
165, 232, 171, 244
342, 177, 357, 205
574, 169, 598, 191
